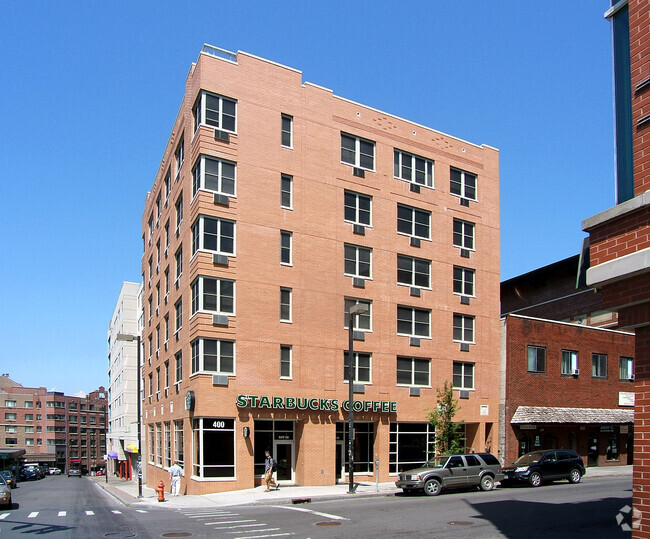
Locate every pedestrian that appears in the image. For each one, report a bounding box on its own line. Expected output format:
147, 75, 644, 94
169, 461, 184, 496
264, 450, 279, 491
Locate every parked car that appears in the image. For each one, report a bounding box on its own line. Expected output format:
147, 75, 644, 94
49, 467, 62, 475
20, 465, 40, 481
0, 475, 11, 508
501, 449, 586, 487
68, 467, 82, 478
395, 453, 504, 496
37, 466, 46, 479
0, 471, 16, 489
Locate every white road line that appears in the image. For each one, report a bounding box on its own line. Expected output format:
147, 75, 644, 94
86, 510, 94, 516
228, 528, 280, 534
238, 533, 293, 539
0, 513, 10, 520
188, 513, 234, 518
135, 509, 148, 513
58, 511, 66, 517
208, 519, 256, 526
28, 512, 38, 518
271, 505, 349, 521
112, 510, 122, 514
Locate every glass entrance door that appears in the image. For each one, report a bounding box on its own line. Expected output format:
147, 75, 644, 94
273, 441, 293, 482
336, 441, 344, 482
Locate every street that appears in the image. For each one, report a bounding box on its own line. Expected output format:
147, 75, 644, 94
0, 475, 633, 538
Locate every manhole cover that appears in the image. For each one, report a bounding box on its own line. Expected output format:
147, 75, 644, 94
162, 534, 192, 538
448, 521, 474, 526
315, 521, 342, 527
104, 534, 136, 538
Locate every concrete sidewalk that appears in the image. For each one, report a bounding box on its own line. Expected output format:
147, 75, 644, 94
91, 465, 633, 509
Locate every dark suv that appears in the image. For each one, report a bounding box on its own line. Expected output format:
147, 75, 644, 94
501, 449, 585, 487
395, 453, 504, 496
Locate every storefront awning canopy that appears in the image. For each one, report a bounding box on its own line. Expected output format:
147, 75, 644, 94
511, 406, 633, 425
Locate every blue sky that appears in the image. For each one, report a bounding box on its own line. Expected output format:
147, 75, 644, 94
0, 1, 615, 395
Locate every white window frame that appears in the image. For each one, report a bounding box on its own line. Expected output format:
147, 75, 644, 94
192, 155, 237, 198
561, 350, 578, 375
453, 361, 475, 390
397, 306, 431, 338
344, 351, 372, 384
397, 204, 431, 240
344, 191, 372, 227
280, 345, 292, 379
281, 114, 293, 148
453, 219, 475, 250
281, 174, 293, 209
175, 136, 184, 179
192, 215, 236, 257
344, 244, 372, 279
280, 287, 292, 323
341, 132, 375, 171
453, 266, 475, 297
396, 356, 431, 387
453, 313, 475, 344
191, 276, 235, 316
450, 167, 477, 200
397, 254, 431, 288
394, 149, 434, 188
193, 90, 237, 134
281, 230, 292, 265
344, 298, 372, 332
191, 338, 235, 376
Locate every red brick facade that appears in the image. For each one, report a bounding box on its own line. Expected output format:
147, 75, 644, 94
501, 315, 635, 466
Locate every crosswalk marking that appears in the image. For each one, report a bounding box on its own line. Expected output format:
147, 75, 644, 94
238, 533, 293, 539
208, 519, 255, 526
272, 504, 348, 521
58, 511, 66, 517
136, 509, 148, 513
0, 513, 9, 520
112, 510, 122, 514
85, 510, 94, 516
227, 530, 280, 535
28, 511, 38, 518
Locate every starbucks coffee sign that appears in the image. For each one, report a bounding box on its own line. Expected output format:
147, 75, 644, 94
236, 394, 397, 413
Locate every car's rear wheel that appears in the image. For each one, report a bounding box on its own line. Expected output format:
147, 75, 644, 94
424, 478, 442, 496
569, 468, 582, 484
479, 475, 495, 491
529, 472, 542, 487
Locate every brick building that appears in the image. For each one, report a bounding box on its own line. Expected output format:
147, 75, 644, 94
0, 374, 107, 473
500, 315, 634, 467
139, 45, 500, 495
581, 1, 650, 534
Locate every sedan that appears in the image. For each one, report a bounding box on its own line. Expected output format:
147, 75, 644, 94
49, 467, 62, 475
0, 471, 16, 489
68, 467, 82, 478
501, 449, 586, 487
0, 475, 11, 509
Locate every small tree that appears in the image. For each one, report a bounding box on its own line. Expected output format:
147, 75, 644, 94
427, 381, 464, 455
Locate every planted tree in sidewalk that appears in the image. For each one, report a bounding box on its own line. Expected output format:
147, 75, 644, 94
427, 380, 464, 455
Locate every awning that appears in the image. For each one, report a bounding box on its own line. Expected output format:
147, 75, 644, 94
125, 444, 138, 454
511, 406, 633, 425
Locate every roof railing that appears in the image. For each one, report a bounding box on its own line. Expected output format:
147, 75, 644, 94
201, 44, 237, 63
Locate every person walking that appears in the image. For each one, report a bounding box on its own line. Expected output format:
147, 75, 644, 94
169, 461, 184, 496
264, 450, 279, 491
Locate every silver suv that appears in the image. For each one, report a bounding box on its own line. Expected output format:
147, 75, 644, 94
395, 453, 504, 496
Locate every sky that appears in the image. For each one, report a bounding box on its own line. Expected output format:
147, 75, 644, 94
0, 1, 616, 395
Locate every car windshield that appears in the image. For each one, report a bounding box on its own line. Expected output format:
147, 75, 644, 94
424, 456, 449, 468
513, 451, 546, 465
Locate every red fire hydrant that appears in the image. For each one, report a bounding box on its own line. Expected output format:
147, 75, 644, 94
155, 480, 165, 502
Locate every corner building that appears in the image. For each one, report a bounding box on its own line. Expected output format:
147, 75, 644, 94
140, 45, 500, 494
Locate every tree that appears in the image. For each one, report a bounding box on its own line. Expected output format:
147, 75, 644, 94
427, 380, 464, 455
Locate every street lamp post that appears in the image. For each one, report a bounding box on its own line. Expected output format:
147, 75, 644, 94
347, 303, 369, 494
116, 333, 143, 498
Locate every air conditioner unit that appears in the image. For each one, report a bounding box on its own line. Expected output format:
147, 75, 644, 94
573, 369, 580, 376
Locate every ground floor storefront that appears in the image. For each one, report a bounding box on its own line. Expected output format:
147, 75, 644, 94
143, 394, 497, 495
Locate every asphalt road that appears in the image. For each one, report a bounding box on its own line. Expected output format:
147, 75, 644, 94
0, 475, 633, 538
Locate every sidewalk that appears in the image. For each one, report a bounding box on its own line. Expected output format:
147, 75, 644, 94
91, 464, 633, 509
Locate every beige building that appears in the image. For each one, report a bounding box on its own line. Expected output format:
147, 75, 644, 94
140, 45, 500, 494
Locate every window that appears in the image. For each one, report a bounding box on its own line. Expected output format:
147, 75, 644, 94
397, 255, 431, 288
25, 426, 33, 433
191, 338, 235, 375
5, 438, 17, 446
280, 231, 292, 265
25, 414, 33, 421
175, 193, 183, 233
192, 155, 236, 197
4, 400, 16, 408
453, 219, 475, 250
164, 361, 170, 390
165, 221, 170, 249
192, 216, 235, 256
592, 353, 607, 378
394, 149, 434, 187
164, 170, 171, 201
344, 191, 372, 226
193, 417, 235, 478
620, 357, 634, 380
389, 423, 435, 473
174, 420, 184, 466
337, 422, 374, 473
148, 373, 153, 397
397, 306, 431, 338
344, 244, 372, 279
193, 91, 237, 133
4, 413, 16, 421
175, 136, 184, 178
450, 167, 477, 200
175, 351, 182, 384
280, 345, 292, 379
344, 298, 372, 331
453, 266, 475, 296
156, 423, 162, 465
174, 298, 182, 333
281, 114, 293, 148
175, 246, 182, 282
4, 426, 17, 433
341, 132, 375, 170
156, 193, 162, 222
281, 174, 293, 209
24, 401, 33, 408
561, 350, 578, 375
164, 422, 172, 468
527, 346, 546, 373
397, 204, 430, 240
280, 288, 292, 322
191, 276, 235, 315
156, 367, 161, 395
397, 357, 430, 386
148, 424, 154, 462
453, 314, 475, 343
453, 362, 475, 389
164, 314, 169, 343
343, 352, 372, 383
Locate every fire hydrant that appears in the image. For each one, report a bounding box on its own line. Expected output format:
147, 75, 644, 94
155, 480, 165, 502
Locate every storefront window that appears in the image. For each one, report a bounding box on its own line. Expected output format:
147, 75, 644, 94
389, 423, 435, 473
253, 420, 294, 475
193, 418, 235, 478
607, 433, 619, 461
174, 420, 184, 466
336, 422, 375, 473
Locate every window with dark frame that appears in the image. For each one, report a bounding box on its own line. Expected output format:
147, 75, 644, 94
527, 346, 546, 373
620, 357, 634, 380
592, 353, 607, 378
561, 350, 578, 375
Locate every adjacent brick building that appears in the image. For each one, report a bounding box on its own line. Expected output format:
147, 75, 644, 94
500, 315, 634, 467
581, 1, 650, 535
139, 45, 500, 495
